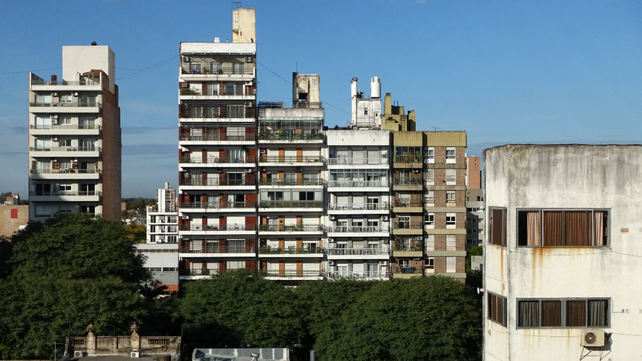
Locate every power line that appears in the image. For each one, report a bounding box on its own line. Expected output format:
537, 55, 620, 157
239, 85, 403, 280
0, 67, 60, 76
117, 55, 179, 81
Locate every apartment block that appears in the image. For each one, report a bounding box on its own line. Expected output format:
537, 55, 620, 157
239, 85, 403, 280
177, 8, 258, 281
256, 73, 325, 284
146, 182, 178, 244
28, 44, 121, 221
483, 145, 640, 360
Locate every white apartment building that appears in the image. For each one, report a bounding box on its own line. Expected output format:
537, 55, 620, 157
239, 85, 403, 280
484, 145, 640, 360
28, 44, 121, 221
177, 8, 258, 281
146, 182, 178, 244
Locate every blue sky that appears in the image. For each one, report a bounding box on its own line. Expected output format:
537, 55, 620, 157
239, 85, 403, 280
1, 0, 641, 197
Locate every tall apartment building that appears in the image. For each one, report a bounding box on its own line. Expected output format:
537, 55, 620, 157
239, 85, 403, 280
390, 131, 468, 281
483, 145, 639, 360
177, 8, 258, 281
28, 44, 121, 221
146, 182, 178, 244
257, 73, 325, 284
465, 155, 484, 248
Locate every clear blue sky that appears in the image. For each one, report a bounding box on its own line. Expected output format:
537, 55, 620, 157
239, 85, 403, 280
1, 0, 641, 198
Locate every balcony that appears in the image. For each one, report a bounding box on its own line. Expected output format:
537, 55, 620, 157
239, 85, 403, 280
30, 101, 101, 114
264, 270, 323, 279
259, 179, 323, 186
393, 178, 424, 191
181, 65, 254, 76
258, 247, 324, 259
258, 224, 324, 234
326, 270, 389, 279
30, 124, 102, 136
30, 146, 101, 158
179, 224, 256, 232
391, 267, 423, 278
179, 134, 254, 143
393, 155, 423, 163
326, 247, 389, 256
327, 203, 389, 213
179, 201, 256, 211
179, 178, 255, 188
180, 244, 256, 255
258, 201, 322, 209
326, 180, 388, 188
257, 132, 323, 143
29, 190, 101, 202
179, 156, 256, 167
258, 155, 324, 165
392, 200, 424, 213
31, 79, 101, 86
393, 223, 424, 235
179, 107, 256, 121
30, 168, 101, 180
327, 157, 388, 166
326, 226, 390, 237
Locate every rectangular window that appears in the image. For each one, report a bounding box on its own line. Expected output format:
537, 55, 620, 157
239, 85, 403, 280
489, 208, 507, 246
189, 62, 202, 74
446, 213, 456, 229
446, 169, 456, 185
35, 205, 51, 217
424, 190, 434, 205
425, 235, 435, 251
59, 205, 72, 213
446, 147, 456, 163
446, 191, 456, 204
424, 169, 434, 185
517, 298, 609, 328
446, 235, 456, 251
425, 257, 435, 270
446, 257, 456, 272
517, 209, 609, 247
488, 293, 507, 326
425, 213, 435, 229
424, 147, 434, 163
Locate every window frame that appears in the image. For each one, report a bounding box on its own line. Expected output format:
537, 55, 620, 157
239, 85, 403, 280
488, 293, 508, 326
516, 298, 610, 329
446, 213, 456, 229
446, 147, 456, 163
488, 207, 507, 247
516, 208, 610, 248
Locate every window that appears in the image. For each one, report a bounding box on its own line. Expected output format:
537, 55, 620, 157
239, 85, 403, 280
424, 169, 434, 185
446, 147, 456, 163
446, 169, 456, 185
35, 116, 51, 129
59, 184, 72, 191
299, 191, 315, 201
517, 298, 609, 328
35, 205, 51, 217
446, 191, 456, 204
364, 108, 368, 115
189, 62, 202, 74
60, 116, 72, 125
424, 147, 434, 163
210, 61, 221, 74
425, 235, 435, 251
398, 216, 410, 229
233, 62, 245, 75
517, 209, 609, 247
425, 257, 435, 271
227, 105, 245, 118
424, 191, 434, 205
488, 293, 507, 326
446, 257, 456, 272
425, 213, 435, 229
489, 208, 507, 246
60, 139, 72, 147
446, 235, 456, 251
60, 95, 72, 103
446, 213, 456, 229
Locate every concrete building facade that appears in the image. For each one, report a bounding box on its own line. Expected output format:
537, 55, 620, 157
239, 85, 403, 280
483, 145, 640, 360
28, 44, 121, 221
146, 182, 178, 244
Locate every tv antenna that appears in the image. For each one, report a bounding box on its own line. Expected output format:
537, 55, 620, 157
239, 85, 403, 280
432, 127, 440, 132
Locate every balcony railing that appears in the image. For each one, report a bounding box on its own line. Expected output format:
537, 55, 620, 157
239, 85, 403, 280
30, 124, 102, 130
179, 156, 256, 164
258, 201, 322, 208
326, 181, 388, 188
30, 101, 101, 108
394, 244, 424, 252
30, 191, 101, 196
181, 65, 254, 76
259, 247, 324, 254
327, 157, 388, 165
179, 108, 256, 119
180, 245, 256, 254
393, 200, 424, 207
327, 226, 389, 233
179, 201, 256, 209
30, 146, 100, 152
391, 267, 422, 275
258, 133, 323, 141
179, 178, 255, 186
328, 203, 388, 211
30, 168, 101, 174
180, 224, 256, 231
259, 179, 323, 186
326, 248, 388, 255
394, 178, 424, 185
180, 134, 254, 142
259, 155, 324, 163
327, 271, 389, 278
31, 79, 101, 86
264, 270, 323, 277
259, 225, 324, 232
394, 222, 424, 230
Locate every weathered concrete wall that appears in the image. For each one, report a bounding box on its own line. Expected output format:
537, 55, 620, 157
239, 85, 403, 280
483, 144, 642, 361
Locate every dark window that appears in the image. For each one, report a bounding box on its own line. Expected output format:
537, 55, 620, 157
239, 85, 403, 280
518, 209, 609, 247
489, 208, 506, 246
488, 293, 507, 326
517, 298, 609, 328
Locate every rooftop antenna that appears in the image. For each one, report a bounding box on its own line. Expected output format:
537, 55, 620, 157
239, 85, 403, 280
432, 127, 440, 132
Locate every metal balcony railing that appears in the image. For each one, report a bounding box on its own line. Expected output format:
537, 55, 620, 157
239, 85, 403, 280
181, 65, 254, 76
179, 178, 255, 186
394, 244, 424, 252
393, 155, 423, 163
391, 267, 422, 275
30, 124, 102, 130
30, 101, 101, 108
394, 222, 424, 230
180, 134, 254, 142
259, 225, 324, 232
258, 201, 322, 208
326, 181, 388, 188
180, 224, 256, 231
30, 146, 100, 152
327, 271, 390, 278
180, 245, 256, 254
327, 157, 388, 165
31, 79, 100, 86
264, 270, 323, 277
326, 248, 389, 255
30, 191, 101, 197
30, 168, 101, 174
259, 155, 324, 163
328, 203, 388, 211
327, 226, 389, 233
393, 200, 424, 207
259, 247, 324, 254
394, 178, 424, 186
259, 179, 323, 186
257, 133, 323, 141
179, 201, 256, 209
179, 156, 256, 164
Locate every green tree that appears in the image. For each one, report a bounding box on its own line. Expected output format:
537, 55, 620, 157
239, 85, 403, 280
317, 277, 482, 361
125, 224, 147, 243
0, 213, 152, 359
180, 269, 302, 349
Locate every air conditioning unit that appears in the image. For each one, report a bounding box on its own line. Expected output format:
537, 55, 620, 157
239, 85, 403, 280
130, 352, 140, 358
245, 168, 252, 173
245, 81, 254, 86
328, 238, 335, 243
381, 215, 389, 221
181, 214, 190, 220
329, 215, 336, 221
182, 56, 191, 62
74, 351, 84, 357
581, 330, 605, 347
328, 260, 335, 266
245, 57, 254, 63
51, 119, 58, 125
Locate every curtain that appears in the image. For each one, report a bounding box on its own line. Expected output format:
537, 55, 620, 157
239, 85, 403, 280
541, 300, 562, 327
543, 212, 563, 246
588, 300, 608, 326
492, 209, 504, 245
518, 301, 539, 327
527, 212, 541, 246
594, 212, 605, 246
566, 211, 590, 246
566, 300, 587, 326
